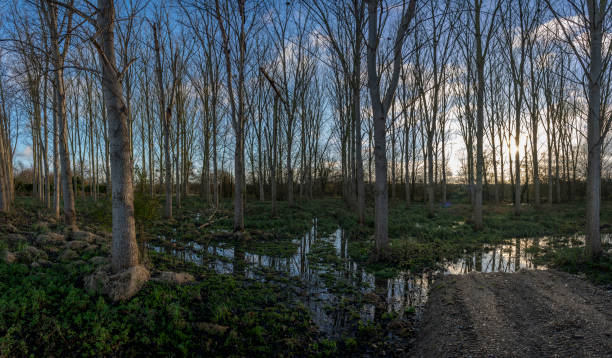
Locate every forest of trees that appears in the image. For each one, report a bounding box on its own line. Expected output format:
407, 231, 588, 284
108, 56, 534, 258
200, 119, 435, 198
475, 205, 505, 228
0, 0, 611, 277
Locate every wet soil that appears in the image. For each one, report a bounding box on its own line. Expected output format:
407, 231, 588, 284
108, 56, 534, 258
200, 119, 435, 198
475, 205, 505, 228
410, 269, 612, 357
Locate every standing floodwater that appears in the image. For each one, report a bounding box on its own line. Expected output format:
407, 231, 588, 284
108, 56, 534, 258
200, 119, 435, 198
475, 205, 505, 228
148, 219, 566, 338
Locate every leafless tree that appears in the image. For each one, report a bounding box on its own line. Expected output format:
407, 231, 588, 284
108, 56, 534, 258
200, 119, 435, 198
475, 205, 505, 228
366, 0, 417, 258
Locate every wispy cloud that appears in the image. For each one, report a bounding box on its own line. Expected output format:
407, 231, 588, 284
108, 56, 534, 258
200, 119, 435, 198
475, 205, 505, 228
15, 145, 33, 161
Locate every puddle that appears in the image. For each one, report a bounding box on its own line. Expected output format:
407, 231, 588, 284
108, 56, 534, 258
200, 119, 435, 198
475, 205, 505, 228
444, 238, 546, 274
148, 224, 610, 338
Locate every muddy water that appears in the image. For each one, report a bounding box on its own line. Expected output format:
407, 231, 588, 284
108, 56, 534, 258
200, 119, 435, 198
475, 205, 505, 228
149, 224, 608, 337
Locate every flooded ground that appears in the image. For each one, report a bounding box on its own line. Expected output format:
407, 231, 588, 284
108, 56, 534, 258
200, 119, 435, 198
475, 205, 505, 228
148, 222, 610, 338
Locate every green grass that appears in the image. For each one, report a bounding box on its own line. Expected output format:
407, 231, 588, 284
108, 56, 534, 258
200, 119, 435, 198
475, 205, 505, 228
543, 249, 612, 285
346, 200, 612, 275
529, 237, 612, 285
2, 194, 610, 356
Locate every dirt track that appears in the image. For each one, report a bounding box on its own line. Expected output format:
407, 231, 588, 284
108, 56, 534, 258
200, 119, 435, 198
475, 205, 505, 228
409, 270, 612, 357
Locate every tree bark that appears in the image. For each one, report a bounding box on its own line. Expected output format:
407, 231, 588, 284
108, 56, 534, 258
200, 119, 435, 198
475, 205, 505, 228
473, 0, 486, 229
215, 0, 246, 231
585, 0, 604, 258
353, 0, 366, 225
97, 0, 140, 272
42, 0, 77, 229
152, 23, 172, 219
366, 0, 416, 259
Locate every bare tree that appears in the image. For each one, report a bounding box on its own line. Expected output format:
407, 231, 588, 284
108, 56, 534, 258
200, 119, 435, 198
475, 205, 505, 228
500, 0, 537, 216
471, 0, 501, 229
95, 0, 142, 272
215, 0, 253, 231
40, 0, 77, 229
0, 53, 16, 213
307, 0, 367, 225
366, 0, 417, 258
547, 0, 610, 258
151, 14, 179, 219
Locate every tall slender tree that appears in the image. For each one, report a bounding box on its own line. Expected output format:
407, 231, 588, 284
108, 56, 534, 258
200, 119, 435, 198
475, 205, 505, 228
471, 0, 501, 229
366, 0, 417, 258
40, 0, 77, 229
97, 0, 141, 272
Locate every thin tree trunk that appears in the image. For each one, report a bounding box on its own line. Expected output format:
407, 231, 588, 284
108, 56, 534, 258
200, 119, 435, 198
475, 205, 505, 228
585, 0, 603, 258
215, 0, 246, 231
366, 0, 416, 259
42, 1, 77, 228
271, 96, 278, 216
52, 89, 60, 218
354, 0, 365, 225
473, 0, 485, 230
152, 23, 172, 219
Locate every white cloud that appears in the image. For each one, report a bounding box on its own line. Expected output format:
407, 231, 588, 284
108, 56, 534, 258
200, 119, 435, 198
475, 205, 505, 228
15, 145, 33, 161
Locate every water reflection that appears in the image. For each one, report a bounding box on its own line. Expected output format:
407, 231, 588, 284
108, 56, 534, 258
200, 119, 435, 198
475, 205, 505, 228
444, 238, 545, 274
148, 226, 609, 337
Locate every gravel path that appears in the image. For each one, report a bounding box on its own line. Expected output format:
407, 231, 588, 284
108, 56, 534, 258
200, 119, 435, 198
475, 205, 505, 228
409, 270, 612, 357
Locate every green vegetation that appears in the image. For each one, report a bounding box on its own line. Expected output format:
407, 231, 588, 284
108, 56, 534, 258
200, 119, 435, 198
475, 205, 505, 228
350, 201, 611, 275
0, 262, 318, 357
539, 248, 611, 285
1, 196, 610, 356
529, 235, 612, 285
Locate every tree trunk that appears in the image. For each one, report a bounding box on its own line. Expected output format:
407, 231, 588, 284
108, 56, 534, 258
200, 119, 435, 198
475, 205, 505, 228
547, 108, 553, 205
102, 96, 111, 195
404, 94, 413, 207
514, 113, 521, 215
498, 124, 505, 202
98, 0, 140, 272
585, 0, 604, 258
367, 0, 388, 258
366, 0, 416, 259
473, 0, 485, 230
271, 96, 279, 216
152, 24, 173, 219
353, 2, 365, 225
215, 0, 246, 231
42, 76, 50, 207
55, 62, 76, 229
52, 90, 60, 218
531, 104, 540, 206
391, 103, 397, 201
43, 1, 77, 228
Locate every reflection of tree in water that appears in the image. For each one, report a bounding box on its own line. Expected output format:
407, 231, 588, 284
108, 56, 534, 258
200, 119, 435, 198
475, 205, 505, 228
150, 226, 556, 338
384, 271, 431, 318
533, 238, 541, 269
233, 241, 246, 277
443, 238, 548, 274
515, 238, 521, 271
